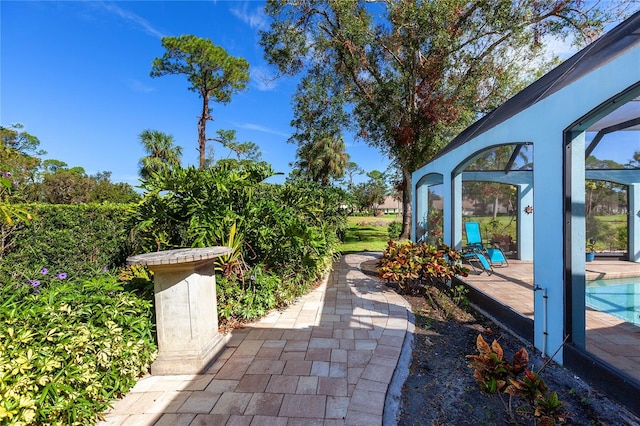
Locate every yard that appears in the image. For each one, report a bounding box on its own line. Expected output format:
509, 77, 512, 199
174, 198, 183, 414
339, 215, 400, 253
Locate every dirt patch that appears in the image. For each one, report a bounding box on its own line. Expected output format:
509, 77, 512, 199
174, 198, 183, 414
360, 259, 640, 426
355, 220, 392, 227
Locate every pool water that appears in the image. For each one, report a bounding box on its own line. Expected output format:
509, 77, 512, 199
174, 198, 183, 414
586, 277, 640, 326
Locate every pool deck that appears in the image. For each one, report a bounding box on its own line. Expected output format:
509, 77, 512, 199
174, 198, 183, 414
460, 259, 640, 381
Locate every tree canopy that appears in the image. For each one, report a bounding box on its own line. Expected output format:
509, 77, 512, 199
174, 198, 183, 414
138, 129, 183, 180
260, 0, 630, 238
151, 35, 250, 169
207, 129, 262, 164
290, 135, 348, 186
1, 124, 139, 205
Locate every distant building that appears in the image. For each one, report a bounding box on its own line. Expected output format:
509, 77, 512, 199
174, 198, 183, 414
378, 196, 402, 214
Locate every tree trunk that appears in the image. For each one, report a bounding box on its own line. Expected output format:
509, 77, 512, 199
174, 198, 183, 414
198, 95, 209, 170
400, 166, 412, 240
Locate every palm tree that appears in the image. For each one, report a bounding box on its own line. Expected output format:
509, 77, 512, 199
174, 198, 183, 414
138, 130, 182, 180
294, 135, 348, 186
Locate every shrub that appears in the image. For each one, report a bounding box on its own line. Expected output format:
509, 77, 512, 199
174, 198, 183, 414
388, 221, 402, 239
378, 240, 468, 295
0, 203, 134, 283
0, 272, 156, 425
132, 163, 346, 322
467, 334, 568, 425
245, 181, 345, 284
216, 265, 281, 321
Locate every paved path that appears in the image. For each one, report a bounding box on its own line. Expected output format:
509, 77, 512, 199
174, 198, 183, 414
100, 253, 412, 426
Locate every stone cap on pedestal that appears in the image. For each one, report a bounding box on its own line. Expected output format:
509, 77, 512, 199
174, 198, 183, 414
127, 247, 232, 267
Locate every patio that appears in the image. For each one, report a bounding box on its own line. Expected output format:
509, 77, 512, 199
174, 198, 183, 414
459, 259, 640, 382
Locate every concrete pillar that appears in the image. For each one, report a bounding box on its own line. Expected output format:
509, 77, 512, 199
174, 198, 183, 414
629, 184, 640, 262
415, 181, 429, 242
517, 183, 534, 260
533, 133, 568, 361
452, 174, 463, 250
127, 247, 232, 375
442, 176, 453, 247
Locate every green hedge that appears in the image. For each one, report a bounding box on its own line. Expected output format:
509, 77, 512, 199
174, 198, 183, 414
0, 203, 134, 282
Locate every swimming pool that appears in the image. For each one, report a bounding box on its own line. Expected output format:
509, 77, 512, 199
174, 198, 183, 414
586, 277, 640, 326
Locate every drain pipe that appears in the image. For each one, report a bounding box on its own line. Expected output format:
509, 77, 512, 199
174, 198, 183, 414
534, 285, 548, 357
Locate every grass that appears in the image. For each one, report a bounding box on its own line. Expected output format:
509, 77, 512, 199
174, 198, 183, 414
598, 214, 626, 224
338, 213, 627, 254
346, 214, 398, 225
340, 216, 398, 253
466, 214, 627, 251
464, 216, 517, 239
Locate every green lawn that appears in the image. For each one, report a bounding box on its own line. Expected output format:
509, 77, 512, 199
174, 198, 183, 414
340, 216, 397, 253
346, 215, 398, 225
466, 214, 627, 251
463, 216, 517, 240
338, 213, 627, 254
598, 214, 626, 224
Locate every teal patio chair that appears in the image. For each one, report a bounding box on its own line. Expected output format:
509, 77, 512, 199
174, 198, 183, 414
461, 250, 493, 275
464, 221, 509, 267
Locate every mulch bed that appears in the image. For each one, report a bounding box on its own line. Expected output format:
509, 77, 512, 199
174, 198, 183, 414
359, 258, 640, 426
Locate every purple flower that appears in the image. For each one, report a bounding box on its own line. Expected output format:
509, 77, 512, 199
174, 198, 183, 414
102, 266, 108, 272
5, 172, 11, 178
56, 272, 67, 279
250, 275, 255, 281
33, 289, 40, 294
40, 268, 48, 275
28, 280, 40, 287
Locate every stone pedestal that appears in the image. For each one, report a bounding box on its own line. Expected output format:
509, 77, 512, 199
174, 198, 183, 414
127, 247, 232, 375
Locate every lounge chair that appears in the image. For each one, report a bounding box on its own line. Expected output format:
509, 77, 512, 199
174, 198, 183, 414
461, 250, 493, 275
464, 221, 509, 267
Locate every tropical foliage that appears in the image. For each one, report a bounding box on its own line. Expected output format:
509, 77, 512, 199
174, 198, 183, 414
467, 334, 568, 425
138, 129, 182, 180
131, 159, 348, 321
0, 272, 156, 425
0, 157, 349, 423
378, 240, 468, 295
0, 203, 152, 425
290, 135, 348, 186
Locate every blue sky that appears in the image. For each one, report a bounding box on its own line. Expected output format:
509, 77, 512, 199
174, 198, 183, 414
2, 1, 638, 190
1, 0, 389, 186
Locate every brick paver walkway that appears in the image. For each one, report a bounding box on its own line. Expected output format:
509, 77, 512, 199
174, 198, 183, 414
99, 253, 412, 426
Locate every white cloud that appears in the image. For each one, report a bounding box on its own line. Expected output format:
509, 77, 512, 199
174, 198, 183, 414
233, 122, 290, 139
229, 2, 269, 31
128, 78, 155, 93
96, 1, 165, 39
